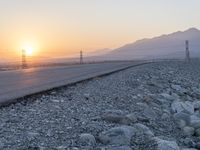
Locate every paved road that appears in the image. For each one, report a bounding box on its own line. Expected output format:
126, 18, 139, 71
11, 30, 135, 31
0, 61, 147, 106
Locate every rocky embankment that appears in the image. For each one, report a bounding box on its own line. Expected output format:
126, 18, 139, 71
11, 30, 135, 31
0, 60, 200, 150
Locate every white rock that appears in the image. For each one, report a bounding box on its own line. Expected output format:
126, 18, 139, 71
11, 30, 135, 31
183, 101, 195, 114
56, 146, 69, 150
153, 137, 180, 150
133, 123, 154, 137
177, 120, 187, 129
183, 126, 195, 136
173, 112, 190, 127
98, 126, 136, 145
189, 115, 200, 129
171, 101, 184, 113
99, 124, 153, 146
171, 101, 194, 114
172, 84, 182, 91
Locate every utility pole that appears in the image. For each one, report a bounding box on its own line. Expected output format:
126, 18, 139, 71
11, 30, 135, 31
22, 49, 27, 69
185, 40, 190, 62
80, 50, 83, 64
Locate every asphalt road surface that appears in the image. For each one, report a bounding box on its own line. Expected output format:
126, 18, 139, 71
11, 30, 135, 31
0, 61, 147, 106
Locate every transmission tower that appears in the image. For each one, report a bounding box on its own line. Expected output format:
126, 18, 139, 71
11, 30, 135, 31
22, 49, 27, 69
185, 40, 190, 62
80, 50, 83, 64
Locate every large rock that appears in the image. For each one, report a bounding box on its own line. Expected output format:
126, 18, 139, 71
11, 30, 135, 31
98, 124, 153, 146
133, 123, 154, 137
79, 133, 96, 146
189, 115, 200, 129
131, 123, 155, 145
183, 126, 195, 136
98, 126, 136, 145
171, 101, 194, 114
173, 112, 190, 128
153, 137, 180, 150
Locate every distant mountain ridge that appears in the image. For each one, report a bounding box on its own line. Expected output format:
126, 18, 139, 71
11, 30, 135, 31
102, 28, 200, 60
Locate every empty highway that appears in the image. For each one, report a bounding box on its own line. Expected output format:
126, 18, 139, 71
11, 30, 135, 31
0, 61, 148, 106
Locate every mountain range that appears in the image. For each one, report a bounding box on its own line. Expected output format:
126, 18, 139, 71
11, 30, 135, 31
92, 28, 200, 60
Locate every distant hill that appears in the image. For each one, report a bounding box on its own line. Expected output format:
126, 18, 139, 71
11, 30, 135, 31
101, 28, 200, 60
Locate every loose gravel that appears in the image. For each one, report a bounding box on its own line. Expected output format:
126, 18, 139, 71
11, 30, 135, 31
0, 60, 200, 150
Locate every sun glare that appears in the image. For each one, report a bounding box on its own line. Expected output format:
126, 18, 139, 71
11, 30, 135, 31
26, 47, 33, 56
21, 43, 37, 56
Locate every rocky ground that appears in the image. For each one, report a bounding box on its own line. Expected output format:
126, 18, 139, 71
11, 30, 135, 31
0, 60, 200, 150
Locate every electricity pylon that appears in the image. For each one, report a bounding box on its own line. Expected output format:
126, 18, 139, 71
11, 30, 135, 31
80, 50, 83, 64
185, 40, 190, 63
22, 49, 27, 69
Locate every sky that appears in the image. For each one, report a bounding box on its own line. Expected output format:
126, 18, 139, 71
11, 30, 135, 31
0, 0, 200, 59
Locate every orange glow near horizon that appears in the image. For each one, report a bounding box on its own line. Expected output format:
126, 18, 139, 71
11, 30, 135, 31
0, 0, 200, 61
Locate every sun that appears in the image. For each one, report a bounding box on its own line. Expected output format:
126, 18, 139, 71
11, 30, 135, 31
26, 47, 34, 56
21, 44, 35, 56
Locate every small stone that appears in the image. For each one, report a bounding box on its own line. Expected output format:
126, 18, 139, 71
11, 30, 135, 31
26, 131, 39, 140
171, 84, 182, 91
79, 133, 96, 146
98, 126, 136, 145
143, 107, 157, 120
71, 147, 79, 150
102, 110, 132, 124
183, 126, 195, 136
173, 112, 190, 127
106, 146, 132, 150
125, 113, 138, 123
161, 113, 170, 120
136, 102, 148, 109
51, 99, 60, 103
193, 101, 200, 110
153, 137, 180, 150
160, 93, 175, 100
56, 146, 68, 150
171, 101, 194, 114
181, 138, 196, 148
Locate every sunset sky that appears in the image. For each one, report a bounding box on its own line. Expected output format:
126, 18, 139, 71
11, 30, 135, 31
0, 0, 200, 59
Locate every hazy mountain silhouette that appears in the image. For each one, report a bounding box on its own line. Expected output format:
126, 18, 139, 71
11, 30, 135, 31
103, 28, 200, 60
86, 48, 112, 57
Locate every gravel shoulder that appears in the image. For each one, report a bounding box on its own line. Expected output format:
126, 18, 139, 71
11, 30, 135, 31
1, 60, 200, 150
